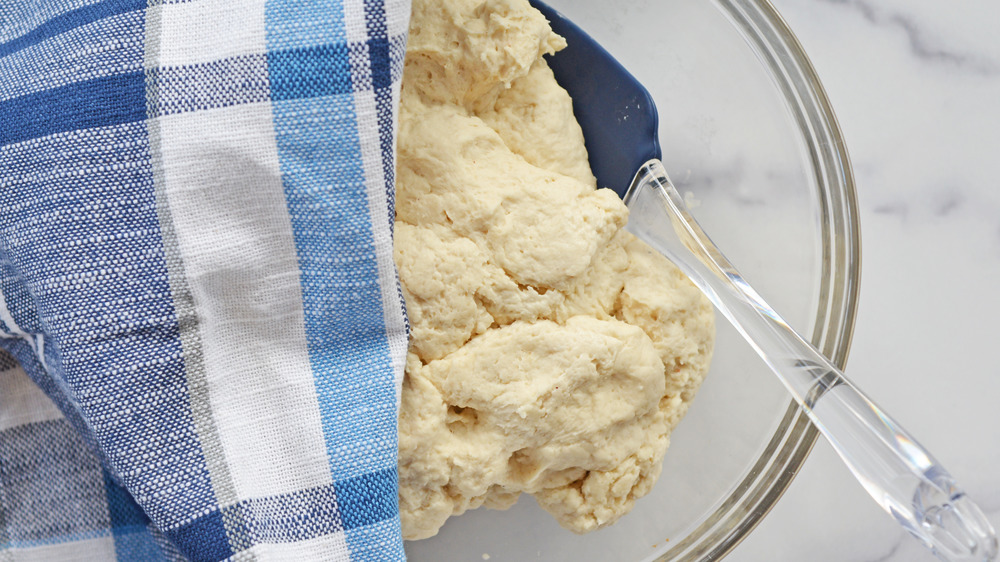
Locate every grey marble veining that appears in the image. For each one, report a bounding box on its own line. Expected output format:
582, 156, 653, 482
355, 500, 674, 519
727, 0, 1000, 560
817, 0, 1000, 75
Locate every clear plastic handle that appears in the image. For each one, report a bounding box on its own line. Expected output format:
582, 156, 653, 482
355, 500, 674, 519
623, 160, 997, 562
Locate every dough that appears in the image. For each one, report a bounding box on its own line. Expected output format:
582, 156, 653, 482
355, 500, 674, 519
395, 0, 715, 540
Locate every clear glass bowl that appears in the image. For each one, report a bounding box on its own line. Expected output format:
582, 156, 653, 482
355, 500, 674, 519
405, 0, 860, 560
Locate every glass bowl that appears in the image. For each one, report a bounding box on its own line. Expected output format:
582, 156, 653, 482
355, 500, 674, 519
404, 0, 860, 560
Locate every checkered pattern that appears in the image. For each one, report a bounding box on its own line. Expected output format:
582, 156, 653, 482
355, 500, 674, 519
0, 0, 410, 560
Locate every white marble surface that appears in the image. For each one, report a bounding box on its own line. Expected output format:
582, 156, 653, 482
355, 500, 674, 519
728, 0, 1000, 560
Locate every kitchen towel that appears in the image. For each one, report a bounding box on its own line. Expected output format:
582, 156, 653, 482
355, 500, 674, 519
0, 0, 411, 560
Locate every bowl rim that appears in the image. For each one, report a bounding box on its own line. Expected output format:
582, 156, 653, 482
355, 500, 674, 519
656, 0, 862, 559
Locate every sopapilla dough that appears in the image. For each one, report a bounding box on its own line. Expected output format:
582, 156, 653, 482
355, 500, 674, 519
394, 0, 715, 540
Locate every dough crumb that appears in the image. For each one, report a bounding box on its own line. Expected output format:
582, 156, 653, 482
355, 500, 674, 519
395, 0, 715, 541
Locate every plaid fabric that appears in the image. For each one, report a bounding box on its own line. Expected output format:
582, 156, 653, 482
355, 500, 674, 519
0, 0, 411, 560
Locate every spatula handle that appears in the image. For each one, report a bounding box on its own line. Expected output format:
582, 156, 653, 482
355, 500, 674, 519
624, 159, 997, 562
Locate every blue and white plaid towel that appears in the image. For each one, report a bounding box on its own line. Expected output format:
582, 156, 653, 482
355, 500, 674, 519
0, 0, 411, 559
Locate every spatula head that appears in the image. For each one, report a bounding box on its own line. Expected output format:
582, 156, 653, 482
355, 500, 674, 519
531, 0, 661, 198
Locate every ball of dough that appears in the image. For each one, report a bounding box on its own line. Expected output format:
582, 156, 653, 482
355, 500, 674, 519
395, 0, 715, 541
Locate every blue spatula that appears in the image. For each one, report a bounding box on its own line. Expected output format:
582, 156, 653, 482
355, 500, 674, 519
531, 2, 997, 560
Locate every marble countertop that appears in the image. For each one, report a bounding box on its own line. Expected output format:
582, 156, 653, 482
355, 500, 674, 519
729, 0, 1000, 560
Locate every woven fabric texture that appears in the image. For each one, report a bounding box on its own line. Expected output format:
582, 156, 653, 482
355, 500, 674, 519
0, 0, 411, 559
